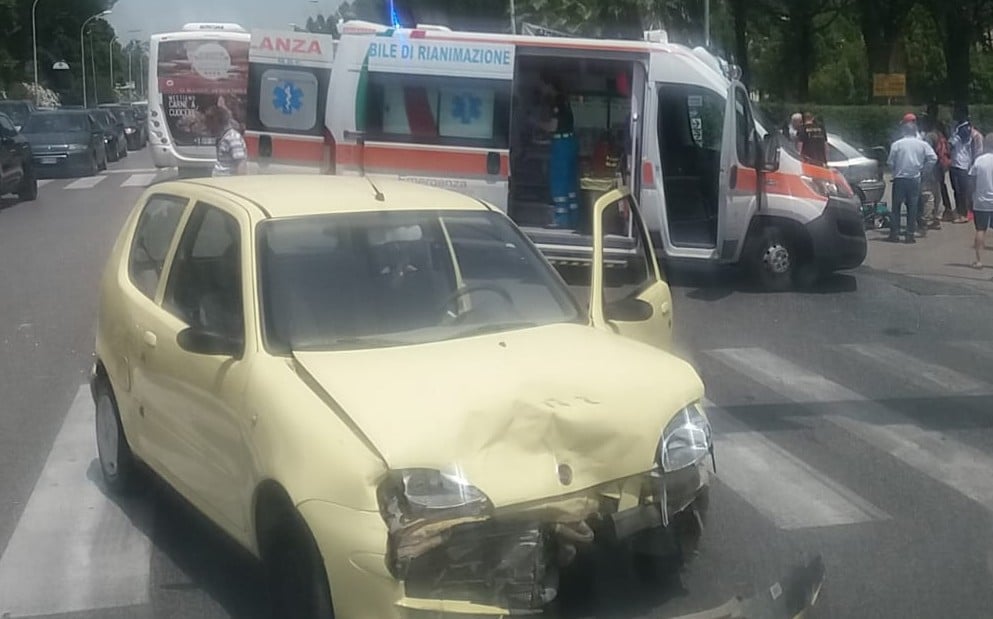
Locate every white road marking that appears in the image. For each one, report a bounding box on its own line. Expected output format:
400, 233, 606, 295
100, 167, 161, 174
0, 386, 153, 617
836, 343, 992, 395
709, 347, 993, 513
120, 173, 158, 187
37, 179, 53, 187
64, 175, 107, 190
708, 401, 887, 530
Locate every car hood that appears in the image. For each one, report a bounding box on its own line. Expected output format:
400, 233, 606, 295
25, 132, 88, 147
292, 323, 705, 507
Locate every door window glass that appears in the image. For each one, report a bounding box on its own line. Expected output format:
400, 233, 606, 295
364, 72, 510, 148
164, 203, 243, 339
828, 144, 847, 162
259, 68, 320, 131
128, 194, 188, 299
734, 87, 755, 165
0, 114, 16, 135
601, 195, 654, 306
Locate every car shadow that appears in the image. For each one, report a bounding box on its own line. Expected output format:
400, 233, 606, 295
86, 460, 270, 619
666, 262, 858, 300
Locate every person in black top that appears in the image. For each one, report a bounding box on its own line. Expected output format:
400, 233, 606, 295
535, 75, 579, 228
799, 112, 829, 166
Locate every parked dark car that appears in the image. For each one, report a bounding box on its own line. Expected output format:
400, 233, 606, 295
89, 108, 128, 162
0, 100, 36, 132
827, 133, 886, 206
103, 105, 146, 150
0, 112, 38, 201
20, 110, 108, 177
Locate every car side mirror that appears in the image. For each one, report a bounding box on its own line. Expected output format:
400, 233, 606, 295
762, 133, 780, 171
177, 327, 242, 357
605, 297, 654, 322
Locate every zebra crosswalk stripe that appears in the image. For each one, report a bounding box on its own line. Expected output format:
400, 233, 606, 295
708, 346, 993, 514
64, 175, 107, 190
835, 343, 992, 395
120, 172, 158, 188
707, 402, 887, 530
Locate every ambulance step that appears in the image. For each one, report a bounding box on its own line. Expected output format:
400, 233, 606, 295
521, 226, 637, 267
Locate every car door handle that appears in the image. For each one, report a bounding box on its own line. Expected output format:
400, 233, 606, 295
142, 330, 157, 348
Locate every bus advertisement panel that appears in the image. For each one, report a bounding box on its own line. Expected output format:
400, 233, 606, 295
157, 38, 250, 147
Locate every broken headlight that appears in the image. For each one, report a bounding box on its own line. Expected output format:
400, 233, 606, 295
658, 403, 712, 472
378, 468, 492, 526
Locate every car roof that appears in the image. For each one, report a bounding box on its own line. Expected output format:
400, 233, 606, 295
180, 175, 493, 218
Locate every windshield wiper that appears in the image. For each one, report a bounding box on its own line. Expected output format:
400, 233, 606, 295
452, 321, 538, 339
294, 336, 406, 351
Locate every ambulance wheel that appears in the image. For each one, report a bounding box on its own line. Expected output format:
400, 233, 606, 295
752, 227, 796, 291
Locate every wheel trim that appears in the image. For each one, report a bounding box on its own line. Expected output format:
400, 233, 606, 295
762, 244, 791, 274
95, 394, 119, 478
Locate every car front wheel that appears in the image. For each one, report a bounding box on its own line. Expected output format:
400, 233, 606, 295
264, 516, 335, 619
94, 377, 139, 494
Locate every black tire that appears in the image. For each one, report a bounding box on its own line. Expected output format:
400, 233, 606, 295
17, 167, 38, 201
264, 516, 335, 619
120, 140, 128, 159
98, 151, 107, 171
88, 154, 99, 176
107, 146, 119, 163
93, 377, 140, 495
750, 227, 797, 292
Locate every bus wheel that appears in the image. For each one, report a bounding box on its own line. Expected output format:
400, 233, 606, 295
752, 227, 795, 291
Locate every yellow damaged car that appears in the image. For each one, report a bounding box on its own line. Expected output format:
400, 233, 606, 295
91, 175, 711, 619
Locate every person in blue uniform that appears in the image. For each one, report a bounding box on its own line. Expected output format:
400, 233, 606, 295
536, 76, 579, 228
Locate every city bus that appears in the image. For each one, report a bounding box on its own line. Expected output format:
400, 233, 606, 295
147, 23, 250, 174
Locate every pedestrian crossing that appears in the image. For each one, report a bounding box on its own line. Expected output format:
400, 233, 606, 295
36, 170, 168, 192
704, 340, 993, 531
1, 338, 992, 616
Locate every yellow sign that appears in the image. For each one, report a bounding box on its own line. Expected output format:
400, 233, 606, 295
873, 73, 906, 98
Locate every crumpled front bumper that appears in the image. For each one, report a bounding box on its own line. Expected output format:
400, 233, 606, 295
301, 461, 711, 619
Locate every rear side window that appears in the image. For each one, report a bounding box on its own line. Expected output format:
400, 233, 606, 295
129, 194, 188, 299
363, 72, 510, 148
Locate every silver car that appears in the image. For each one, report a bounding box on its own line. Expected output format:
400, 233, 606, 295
827, 133, 885, 206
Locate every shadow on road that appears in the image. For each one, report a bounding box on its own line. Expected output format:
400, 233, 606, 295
89, 462, 270, 619
665, 262, 858, 301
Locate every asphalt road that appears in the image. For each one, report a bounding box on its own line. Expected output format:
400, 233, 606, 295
1, 151, 992, 618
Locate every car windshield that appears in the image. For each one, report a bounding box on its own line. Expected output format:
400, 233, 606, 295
0, 102, 30, 126
258, 210, 583, 351
22, 113, 88, 133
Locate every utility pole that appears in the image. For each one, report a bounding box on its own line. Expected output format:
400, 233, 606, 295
80, 10, 111, 107
109, 40, 115, 98
509, 0, 517, 34
704, 0, 710, 47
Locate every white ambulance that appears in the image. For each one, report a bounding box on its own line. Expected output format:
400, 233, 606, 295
248, 22, 866, 290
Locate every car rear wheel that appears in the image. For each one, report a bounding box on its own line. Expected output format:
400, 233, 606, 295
264, 516, 335, 619
18, 167, 38, 201
98, 151, 107, 171
94, 377, 139, 495
88, 154, 99, 176
107, 146, 119, 163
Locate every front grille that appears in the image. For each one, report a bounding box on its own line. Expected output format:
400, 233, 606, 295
400, 520, 556, 610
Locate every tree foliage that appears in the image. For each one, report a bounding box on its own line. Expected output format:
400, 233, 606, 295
297, 0, 993, 107
0, 0, 130, 104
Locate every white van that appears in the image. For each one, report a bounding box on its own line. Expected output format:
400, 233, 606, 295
248, 22, 866, 289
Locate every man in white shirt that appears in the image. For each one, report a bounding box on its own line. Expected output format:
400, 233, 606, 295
967, 133, 993, 268
887, 121, 938, 243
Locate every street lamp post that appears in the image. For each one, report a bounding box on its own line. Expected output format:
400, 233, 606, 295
109, 40, 115, 98
80, 9, 111, 107
31, 0, 43, 105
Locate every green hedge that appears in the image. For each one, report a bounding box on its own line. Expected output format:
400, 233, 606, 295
757, 103, 993, 150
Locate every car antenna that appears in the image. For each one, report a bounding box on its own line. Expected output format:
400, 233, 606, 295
345, 129, 384, 201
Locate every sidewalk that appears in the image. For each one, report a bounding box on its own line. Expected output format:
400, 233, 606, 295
863, 220, 993, 293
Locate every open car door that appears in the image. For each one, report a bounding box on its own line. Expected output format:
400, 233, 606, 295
716, 80, 760, 260
589, 188, 672, 350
